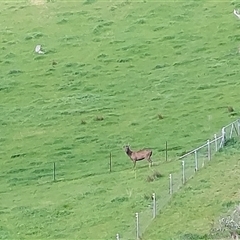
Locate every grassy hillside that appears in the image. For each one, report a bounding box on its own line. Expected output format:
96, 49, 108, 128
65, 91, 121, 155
142, 141, 240, 240
0, 0, 240, 239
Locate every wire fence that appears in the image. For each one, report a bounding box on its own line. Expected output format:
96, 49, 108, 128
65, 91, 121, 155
116, 118, 240, 240
6, 119, 240, 239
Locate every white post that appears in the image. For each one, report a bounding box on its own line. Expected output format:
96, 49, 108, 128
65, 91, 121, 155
182, 161, 185, 184
136, 212, 139, 240
169, 174, 173, 194
238, 119, 240, 136
229, 124, 234, 139
116, 233, 120, 240
194, 150, 198, 172
152, 193, 156, 219
207, 140, 211, 161
214, 134, 218, 152
221, 127, 226, 148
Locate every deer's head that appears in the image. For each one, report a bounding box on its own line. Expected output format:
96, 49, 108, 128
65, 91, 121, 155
123, 144, 130, 153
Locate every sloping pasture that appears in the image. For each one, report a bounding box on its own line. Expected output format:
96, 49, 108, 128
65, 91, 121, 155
0, 0, 240, 239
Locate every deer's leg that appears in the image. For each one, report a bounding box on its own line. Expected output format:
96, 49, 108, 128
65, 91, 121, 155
133, 160, 136, 169
147, 158, 152, 168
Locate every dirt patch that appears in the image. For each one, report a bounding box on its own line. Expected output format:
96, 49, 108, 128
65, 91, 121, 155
30, 0, 46, 5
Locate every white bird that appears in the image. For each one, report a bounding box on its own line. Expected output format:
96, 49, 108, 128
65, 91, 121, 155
35, 44, 44, 54
233, 9, 240, 19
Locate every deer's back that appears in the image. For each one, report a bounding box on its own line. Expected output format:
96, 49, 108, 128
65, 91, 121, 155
131, 149, 152, 160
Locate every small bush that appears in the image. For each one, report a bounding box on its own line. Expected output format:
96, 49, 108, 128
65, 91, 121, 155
111, 196, 128, 203
158, 114, 164, 120
211, 204, 240, 238
177, 233, 209, 240
228, 106, 234, 112
25, 32, 44, 40
146, 170, 163, 183
95, 116, 104, 121
143, 193, 153, 200
8, 69, 22, 75
153, 64, 168, 69
81, 120, 86, 125
135, 18, 146, 24
117, 58, 132, 63
52, 60, 57, 66
152, 170, 163, 179
146, 175, 154, 182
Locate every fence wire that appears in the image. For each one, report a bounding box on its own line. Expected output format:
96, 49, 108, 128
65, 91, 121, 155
116, 119, 240, 240
5, 119, 240, 240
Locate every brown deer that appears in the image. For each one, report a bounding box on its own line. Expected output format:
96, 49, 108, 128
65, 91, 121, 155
123, 145, 153, 168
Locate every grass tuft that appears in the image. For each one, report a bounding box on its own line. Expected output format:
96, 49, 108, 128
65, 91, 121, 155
95, 116, 104, 121
152, 170, 163, 179
146, 175, 154, 182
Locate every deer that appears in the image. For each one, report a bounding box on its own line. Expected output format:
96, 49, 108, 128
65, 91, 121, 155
123, 144, 153, 169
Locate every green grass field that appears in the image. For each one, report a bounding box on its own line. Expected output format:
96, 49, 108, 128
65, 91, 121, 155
1, 0, 240, 239
143, 141, 240, 240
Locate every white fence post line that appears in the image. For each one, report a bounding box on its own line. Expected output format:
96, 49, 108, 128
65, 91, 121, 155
136, 212, 139, 240
152, 193, 156, 219
182, 161, 185, 184
114, 119, 240, 240
214, 134, 218, 152
169, 174, 173, 194
194, 150, 198, 171
207, 140, 211, 161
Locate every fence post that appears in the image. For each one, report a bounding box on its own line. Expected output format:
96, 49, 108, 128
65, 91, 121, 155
165, 141, 168, 162
152, 193, 156, 219
238, 119, 240, 136
109, 152, 112, 172
53, 162, 56, 181
116, 233, 120, 240
221, 127, 226, 147
194, 150, 198, 172
202, 158, 205, 168
182, 161, 185, 184
169, 173, 173, 194
136, 212, 140, 240
214, 134, 218, 152
207, 140, 211, 161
